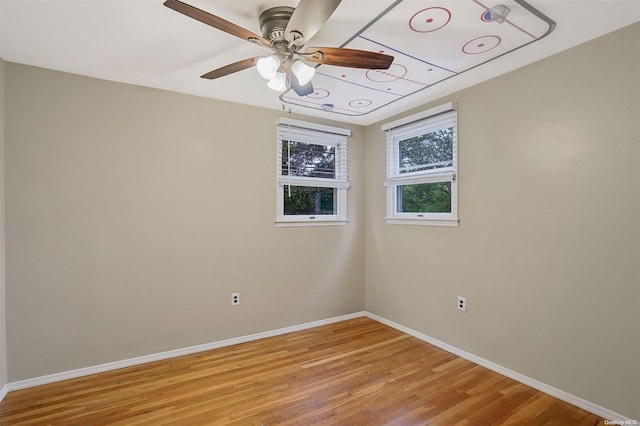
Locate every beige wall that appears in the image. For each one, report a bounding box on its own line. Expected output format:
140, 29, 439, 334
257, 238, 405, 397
0, 58, 6, 390
4, 63, 366, 381
365, 23, 640, 419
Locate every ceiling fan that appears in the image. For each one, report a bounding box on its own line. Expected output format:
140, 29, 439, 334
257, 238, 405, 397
164, 0, 394, 96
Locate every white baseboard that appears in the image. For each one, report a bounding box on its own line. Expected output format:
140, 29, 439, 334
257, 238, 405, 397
2, 310, 636, 423
6, 311, 366, 393
364, 312, 635, 423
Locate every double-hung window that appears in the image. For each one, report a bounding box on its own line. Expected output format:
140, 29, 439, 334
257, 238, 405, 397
276, 118, 350, 226
382, 102, 458, 226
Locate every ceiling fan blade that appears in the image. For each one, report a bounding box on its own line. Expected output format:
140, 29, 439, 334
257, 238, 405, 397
305, 47, 394, 69
287, 71, 315, 97
201, 57, 260, 80
164, 0, 269, 46
284, 0, 341, 42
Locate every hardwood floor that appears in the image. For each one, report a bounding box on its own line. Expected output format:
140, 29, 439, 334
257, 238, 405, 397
0, 317, 607, 425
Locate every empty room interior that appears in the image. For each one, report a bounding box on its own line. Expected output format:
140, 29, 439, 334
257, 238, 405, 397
0, 0, 638, 424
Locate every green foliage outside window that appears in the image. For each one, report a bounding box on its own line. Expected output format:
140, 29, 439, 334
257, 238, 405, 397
282, 141, 335, 178
283, 186, 336, 215
397, 127, 453, 213
399, 128, 453, 174
398, 182, 451, 213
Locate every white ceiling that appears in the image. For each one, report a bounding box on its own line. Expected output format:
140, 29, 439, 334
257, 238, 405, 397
1, 0, 638, 125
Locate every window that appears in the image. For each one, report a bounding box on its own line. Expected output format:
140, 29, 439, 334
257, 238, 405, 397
382, 102, 458, 226
276, 118, 350, 226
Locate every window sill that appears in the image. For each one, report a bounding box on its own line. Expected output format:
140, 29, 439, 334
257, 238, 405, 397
276, 218, 348, 227
385, 217, 459, 227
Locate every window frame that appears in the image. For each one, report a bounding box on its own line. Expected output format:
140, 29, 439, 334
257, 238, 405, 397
276, 117, 350, 227
382, 103, 459, 227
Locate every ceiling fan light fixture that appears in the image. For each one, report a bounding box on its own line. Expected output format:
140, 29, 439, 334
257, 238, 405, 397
291, 59, 315, 85
267, 71, 287, 91
257, 54, 281, 80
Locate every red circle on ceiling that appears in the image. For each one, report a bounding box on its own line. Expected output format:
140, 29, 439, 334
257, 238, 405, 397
409, 7, 452, 33
306, 88, 330, 99
349, 99, 373, 108
462, 35, 501, 54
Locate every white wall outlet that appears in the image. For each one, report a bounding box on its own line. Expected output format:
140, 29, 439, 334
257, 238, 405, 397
457, 296, 466, 312
231, 292, 240, 305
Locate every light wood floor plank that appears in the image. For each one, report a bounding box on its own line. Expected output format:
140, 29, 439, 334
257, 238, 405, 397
0, 317, 606, 425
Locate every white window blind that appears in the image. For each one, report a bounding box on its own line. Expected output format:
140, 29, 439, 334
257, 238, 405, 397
277, 126, 349, 189
385, 110, 457, 182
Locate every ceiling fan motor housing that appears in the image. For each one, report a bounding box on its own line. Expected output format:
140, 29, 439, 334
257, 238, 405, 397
259, 6, 295, 43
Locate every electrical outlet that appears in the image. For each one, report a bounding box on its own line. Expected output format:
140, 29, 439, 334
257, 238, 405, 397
231, 292, 240, 305
457, 296, 466, 312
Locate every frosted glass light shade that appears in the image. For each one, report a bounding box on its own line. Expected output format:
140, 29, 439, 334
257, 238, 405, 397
257, 55, 281, 80
267, 71, 287, 91
291, 60, 315, 85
